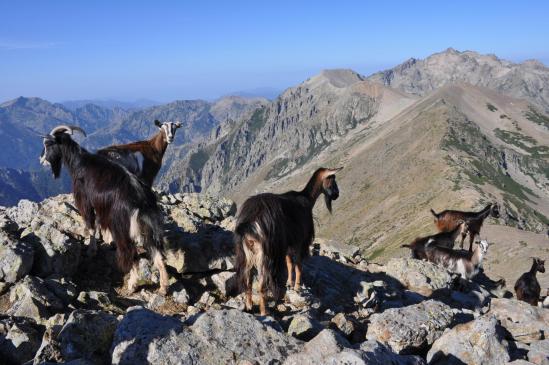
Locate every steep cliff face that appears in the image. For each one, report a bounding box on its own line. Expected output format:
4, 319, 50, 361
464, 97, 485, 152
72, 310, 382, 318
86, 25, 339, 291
160, 70, 416, 194
367, 48, 549, 113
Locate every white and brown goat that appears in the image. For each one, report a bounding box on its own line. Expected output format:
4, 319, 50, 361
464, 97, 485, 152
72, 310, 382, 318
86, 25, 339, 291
424, 239, 490, 280
430, 203, 499, 252
97, 120, 181, 187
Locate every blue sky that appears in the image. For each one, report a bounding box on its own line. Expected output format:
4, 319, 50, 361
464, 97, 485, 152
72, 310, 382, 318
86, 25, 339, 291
1, 0, 548, 102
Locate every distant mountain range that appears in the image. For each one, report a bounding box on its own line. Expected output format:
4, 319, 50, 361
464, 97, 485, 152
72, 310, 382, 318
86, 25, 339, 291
61, 98, 161, 111
0, 94, 265, 205
1, 49, 548, 266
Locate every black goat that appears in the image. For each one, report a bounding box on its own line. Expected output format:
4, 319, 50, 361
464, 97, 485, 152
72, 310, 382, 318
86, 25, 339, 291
515, 257, 545, 306
40, 125, 169, 295
234, 167, 342, 315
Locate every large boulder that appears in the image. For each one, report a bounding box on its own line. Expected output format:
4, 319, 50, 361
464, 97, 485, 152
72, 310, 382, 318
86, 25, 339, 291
427, 315, 510, 365
0, 316, 44, 365
57, 310, 118, 363
384, 258, 457, 296
21, 222, 81, 277
0, 233, 34, 283
489, 298, 549, 344
366, 299, 454, 354
7, 276, 64, 324
112, 307, 302, 365
190, 309, 302, 363
302, 255, 376, 311
284, 329, 424, 365
111, 307, 185, 365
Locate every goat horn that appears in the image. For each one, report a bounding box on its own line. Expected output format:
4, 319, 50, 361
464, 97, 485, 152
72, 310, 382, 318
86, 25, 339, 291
324, 166, 343, 177
49, 125, 87, 137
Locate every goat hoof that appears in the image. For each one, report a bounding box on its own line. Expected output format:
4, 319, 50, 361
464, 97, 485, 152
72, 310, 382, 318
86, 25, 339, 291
158, 286, 168, 296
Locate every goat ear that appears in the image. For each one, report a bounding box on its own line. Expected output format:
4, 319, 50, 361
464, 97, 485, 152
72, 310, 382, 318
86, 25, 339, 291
154, 120, 162, 128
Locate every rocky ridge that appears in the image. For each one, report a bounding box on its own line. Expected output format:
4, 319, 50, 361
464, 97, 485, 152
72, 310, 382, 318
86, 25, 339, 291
1, 192, 548, 364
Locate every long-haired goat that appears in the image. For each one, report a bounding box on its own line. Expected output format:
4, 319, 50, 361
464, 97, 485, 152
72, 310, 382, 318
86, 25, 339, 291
424, 239, 490, 280
234, 167, 342, 315
514, 257, 545, 306
430, 203, 499, 252
97, 120, 181, 187
40, 125, 170, 295
402, 220, 468, 260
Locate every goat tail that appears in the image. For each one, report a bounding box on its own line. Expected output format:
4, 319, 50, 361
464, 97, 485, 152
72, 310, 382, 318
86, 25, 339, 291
260, 226, 286, 300
234, 219, 286, 300
430, 208, 440, 219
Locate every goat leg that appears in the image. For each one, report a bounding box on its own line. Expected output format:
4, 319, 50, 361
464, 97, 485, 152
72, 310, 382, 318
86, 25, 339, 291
126, 262, 140, 294
285, 254, 294, 288
86, 228, 98, 258
153, 250, 169, 296
258, 271, 268, 316
245, 275, 253, 312
468, 233, 475, 252
294, 261, 302, 292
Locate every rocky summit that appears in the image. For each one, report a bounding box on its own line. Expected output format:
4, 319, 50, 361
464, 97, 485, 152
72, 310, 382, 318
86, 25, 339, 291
1, 192, 548, 364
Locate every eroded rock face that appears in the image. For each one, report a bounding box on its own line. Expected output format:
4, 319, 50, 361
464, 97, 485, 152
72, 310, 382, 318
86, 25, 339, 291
427, 315, 510, 365
489, 298, 549, 344
366, 300, 454, 354
0, 233, 34, 283
384, 258, 457, 296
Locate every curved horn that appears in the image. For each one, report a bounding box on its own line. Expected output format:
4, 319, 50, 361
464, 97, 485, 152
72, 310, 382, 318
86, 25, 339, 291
49, 125, 87, 137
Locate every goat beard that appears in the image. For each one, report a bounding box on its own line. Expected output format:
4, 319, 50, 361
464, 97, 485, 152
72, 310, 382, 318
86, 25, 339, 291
324, 194, 333, 214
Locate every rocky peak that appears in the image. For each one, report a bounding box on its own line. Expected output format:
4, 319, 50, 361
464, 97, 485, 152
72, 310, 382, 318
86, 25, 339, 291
367, 48, 549, 112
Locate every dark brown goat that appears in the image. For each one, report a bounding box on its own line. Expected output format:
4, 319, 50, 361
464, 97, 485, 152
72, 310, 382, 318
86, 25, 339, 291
40, 125, 169, 295
430, 203, 499, 252
234, 167, 342, 315
97, 120, 181, 187
402, 221, 468, 260
515, 257, 545, 306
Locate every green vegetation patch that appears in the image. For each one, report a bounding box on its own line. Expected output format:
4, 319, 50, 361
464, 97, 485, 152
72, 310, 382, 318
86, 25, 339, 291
367, 246, 385, 261
494, 128, 549, 158
248, 107, 268, 134
486, 103, 498, 112
525, 106, 549, 129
